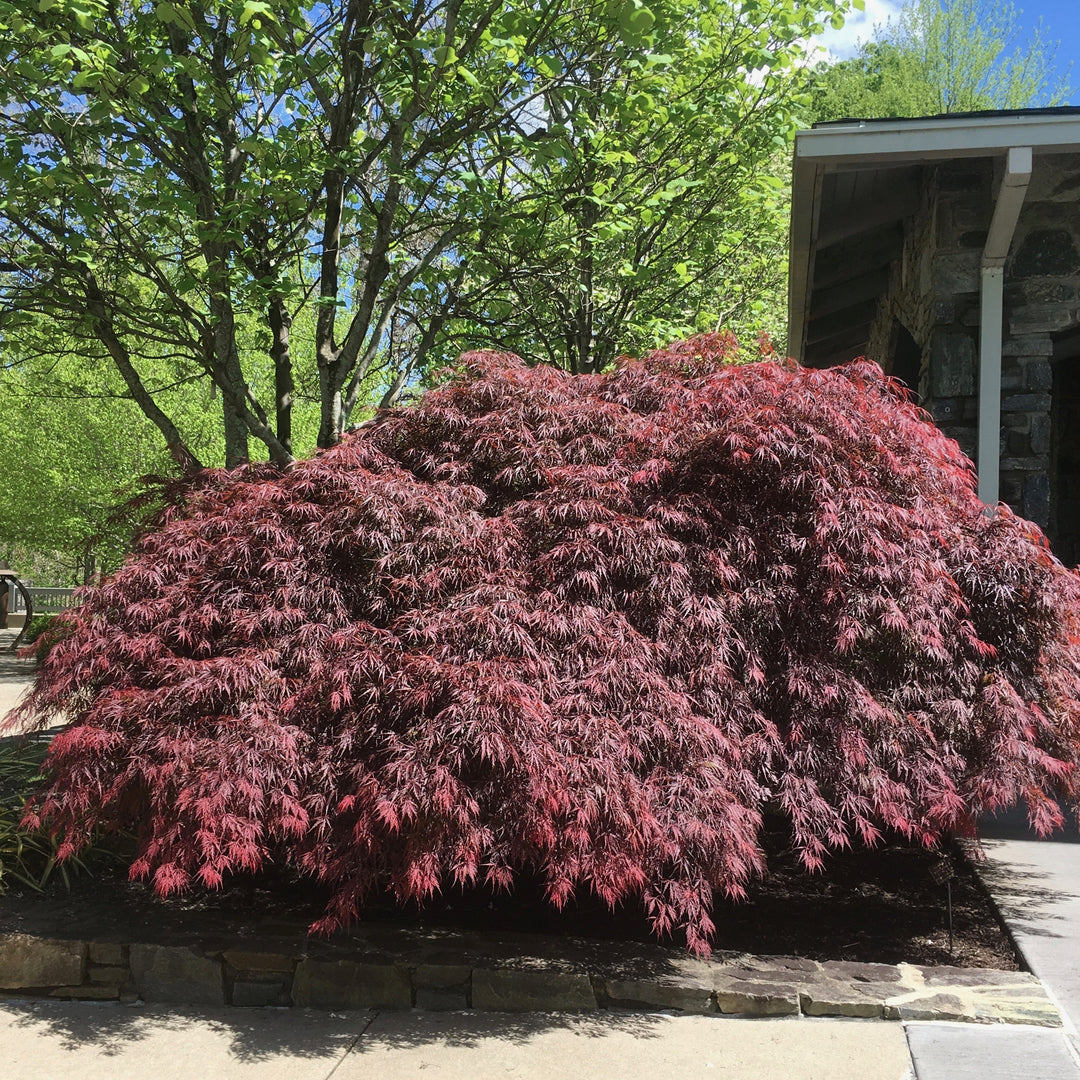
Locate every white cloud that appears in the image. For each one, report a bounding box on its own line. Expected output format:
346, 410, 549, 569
813, 0, 906, 60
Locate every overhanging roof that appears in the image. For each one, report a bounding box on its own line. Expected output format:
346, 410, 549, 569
788, 108, 1080, 368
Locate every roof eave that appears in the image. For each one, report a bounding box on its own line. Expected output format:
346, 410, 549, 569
786, 112, 1080, 363
797, 113, 1080, 165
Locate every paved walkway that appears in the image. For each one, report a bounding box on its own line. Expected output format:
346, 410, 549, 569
903, 809, 1080, 1080
0, 1003, 914, 1080
0, 626, 35, 732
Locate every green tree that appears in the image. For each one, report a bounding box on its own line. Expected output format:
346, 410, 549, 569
1, 0, 856, 457
0, 324, 218, 581
445, 0, 848, 372
0, 302, 338, 581
807, 40, 937, 120
0, 0, 641, 467
809, 0, 1072, 122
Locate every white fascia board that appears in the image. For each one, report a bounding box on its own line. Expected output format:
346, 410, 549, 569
794, 113, 1080, 166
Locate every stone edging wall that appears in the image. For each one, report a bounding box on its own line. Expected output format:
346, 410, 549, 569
0, 931, 1061, 1025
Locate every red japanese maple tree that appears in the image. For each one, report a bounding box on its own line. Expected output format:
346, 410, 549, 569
12, 334, 1080, 954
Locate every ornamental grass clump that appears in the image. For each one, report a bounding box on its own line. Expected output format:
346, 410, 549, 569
10, 333, 1080, 954
0, 736, 98, 892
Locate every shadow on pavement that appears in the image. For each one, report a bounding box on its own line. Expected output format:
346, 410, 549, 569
970, 803, 1080, 938
347, 1008, 667, 1052
0, 999, 666, 1064
973, 855, 1071, 939
1, 1000, 359, 1062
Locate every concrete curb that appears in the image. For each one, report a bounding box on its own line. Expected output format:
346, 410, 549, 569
0, 928, 1060, 1025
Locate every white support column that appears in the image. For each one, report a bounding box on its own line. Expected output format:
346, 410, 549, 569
978, 266, 1005, 505
978, 146, 1032, 507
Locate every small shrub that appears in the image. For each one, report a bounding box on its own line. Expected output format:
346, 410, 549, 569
20, 613, 71, 662
10, 335, 1080, 953
22, 614, 56, 645
0, 737, 93, 892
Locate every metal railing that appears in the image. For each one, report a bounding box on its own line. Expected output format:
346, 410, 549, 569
9, 587, 78, 615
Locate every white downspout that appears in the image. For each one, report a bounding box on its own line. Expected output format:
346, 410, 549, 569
978, 146, 1032, 506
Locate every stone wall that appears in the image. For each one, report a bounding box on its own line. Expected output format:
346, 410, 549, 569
862, 153, 1080, 551
865, 181, 940, 373
0, 930, 1060, 1023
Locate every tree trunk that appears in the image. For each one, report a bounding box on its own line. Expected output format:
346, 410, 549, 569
269, 295, 293, 456
85, 279, 203, 473
318, 361, 345, 449
212, 304, 250, 468
222, 394, 249, 469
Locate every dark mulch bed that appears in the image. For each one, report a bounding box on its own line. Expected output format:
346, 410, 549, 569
1, 820, 1020, 969
352, 822, 1019, 968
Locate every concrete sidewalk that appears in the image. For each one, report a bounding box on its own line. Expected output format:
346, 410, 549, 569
902, 810, 1080, 1080
0, 626, 35, 731
975, 810, 1080, 1058
0, 1002, 914, 1080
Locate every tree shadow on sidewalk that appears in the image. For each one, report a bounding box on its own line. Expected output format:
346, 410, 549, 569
0, 999, 666, 1065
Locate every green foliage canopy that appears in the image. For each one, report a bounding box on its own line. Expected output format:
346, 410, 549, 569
1, 0, 644, 465
0, 0, 856, 474
445, 0, 856, 372
0, 321, 222, 579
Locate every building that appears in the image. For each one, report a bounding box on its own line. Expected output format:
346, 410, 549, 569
787, 107, 1080, 563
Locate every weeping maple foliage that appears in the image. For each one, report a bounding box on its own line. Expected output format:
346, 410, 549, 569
11, 333, 1080, 954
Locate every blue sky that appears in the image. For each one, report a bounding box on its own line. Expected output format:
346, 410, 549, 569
819, 0, 1079, 103
1015, 0, 1080, 102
